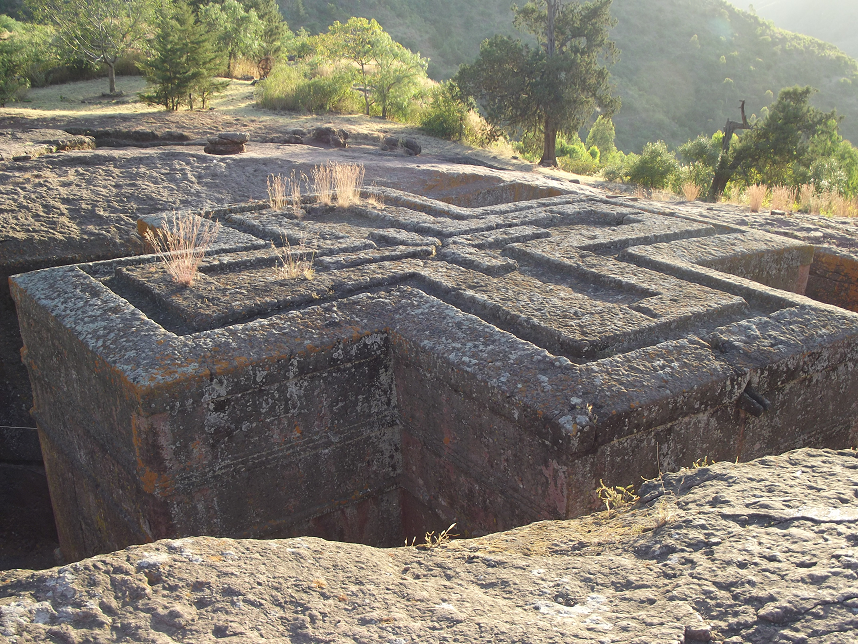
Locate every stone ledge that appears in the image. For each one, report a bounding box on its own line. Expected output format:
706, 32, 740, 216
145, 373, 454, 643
1, 448, 856, 643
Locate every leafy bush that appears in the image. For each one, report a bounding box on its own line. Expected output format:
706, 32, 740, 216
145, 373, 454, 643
419, 81, 469, 139
586, 116, 616, 158
0, 33, 29, 106
626, 141, 679, 191
601, 152, 635, 183
558, 156, 598, 176
256, 61, 361, 113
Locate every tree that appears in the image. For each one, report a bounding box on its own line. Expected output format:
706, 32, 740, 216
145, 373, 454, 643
140, 1, 226, 111
369, 38, 427, 119
455, 0, 619, 167
198, 0, 264, 77
26, 0, 155, 94
586, 115, 616, 158
707, 86, 839, 199
323, 17, 382, 116
323, 17, 428, 119
0, 28, 30, 107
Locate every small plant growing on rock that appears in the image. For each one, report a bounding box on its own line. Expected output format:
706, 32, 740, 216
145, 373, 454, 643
143, 214, 220, 287
273, 238, 315, 280
311, 162, 365, 206
405, 523, 458, 549
596, 480, 639, 511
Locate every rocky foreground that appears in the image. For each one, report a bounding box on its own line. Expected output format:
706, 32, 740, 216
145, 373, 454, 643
1, 448, 856, 643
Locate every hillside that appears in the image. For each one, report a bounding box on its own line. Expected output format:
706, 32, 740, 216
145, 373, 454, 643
737, 0, 858, 60
279, 0, 858, 153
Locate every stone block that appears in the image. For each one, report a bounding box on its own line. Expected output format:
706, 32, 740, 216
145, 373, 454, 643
11, 188, 858, 561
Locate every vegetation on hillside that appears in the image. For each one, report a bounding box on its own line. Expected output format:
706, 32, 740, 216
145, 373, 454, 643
277, 0, 858, 153
455, 0, 619, 167
3, 0, 858, 215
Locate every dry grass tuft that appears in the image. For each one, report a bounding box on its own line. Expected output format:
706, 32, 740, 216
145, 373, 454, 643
268, 171, 306, 218
333, 163, 365, 207
651, 497, 678, 529
745, 184, 767, 212
821, 191, 858, 217
406, 523, 458, 549
681, 182, 701, 202
311, 162, 365, 207
799, 183, 815, 213
312, 163, 335, 205
770, 185, 795, 212
596, 480, 639, 511
143, 214, 219, 287
273, 238, 315, 280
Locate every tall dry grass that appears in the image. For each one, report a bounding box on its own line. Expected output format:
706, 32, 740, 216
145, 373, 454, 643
143, 214, 220, 286
681, 182, 701, 201
770, 185, 795, 212
268, 171, 306, 218
333, 163, 365, 207
821, 191, 858, 217
799, 184, 815, 213
312, 163, 335, 205
745, 184, 767, 213
311, 162, 365, 206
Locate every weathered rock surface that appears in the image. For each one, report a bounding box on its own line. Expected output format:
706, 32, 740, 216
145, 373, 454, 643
62, 128, 192, 146
0, 130, 95, 163
313, 126, 349, 148
1, 448, 856, 643
203, 133, 247, 155
381, 135, 422, 155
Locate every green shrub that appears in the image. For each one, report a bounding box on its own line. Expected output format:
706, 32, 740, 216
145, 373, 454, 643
601, 152, 635, 183
419, 81, 470, 140
626, 141, 679, 191
256, 61, 361, 113
558, 155, 598, 176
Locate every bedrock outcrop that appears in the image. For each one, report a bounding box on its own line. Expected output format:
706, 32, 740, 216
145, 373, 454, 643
2, 447, 856, 643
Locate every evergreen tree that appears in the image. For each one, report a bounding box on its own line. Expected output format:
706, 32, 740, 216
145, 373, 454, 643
455, 0, 619, 166
141, 1, 225, 111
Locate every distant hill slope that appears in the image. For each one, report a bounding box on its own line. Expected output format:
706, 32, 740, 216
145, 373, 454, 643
280, 0, 858, 153
609, 0, 858, 151
737, 0, 858, 60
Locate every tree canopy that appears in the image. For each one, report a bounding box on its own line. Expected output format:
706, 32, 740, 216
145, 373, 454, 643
199, 0, 264, 77
709, 86, 841, 198
0, 23, 30, 106
323, 17, 428, 119
455, 0, 619, 166
26, 0, 155, 94
140, 0, 226, 111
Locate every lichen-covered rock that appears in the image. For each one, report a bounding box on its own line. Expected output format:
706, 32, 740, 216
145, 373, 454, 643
1, 448, 856, 643
312, 126, 349, 148
203, 133, 247, 155
0, 130, 95, 163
